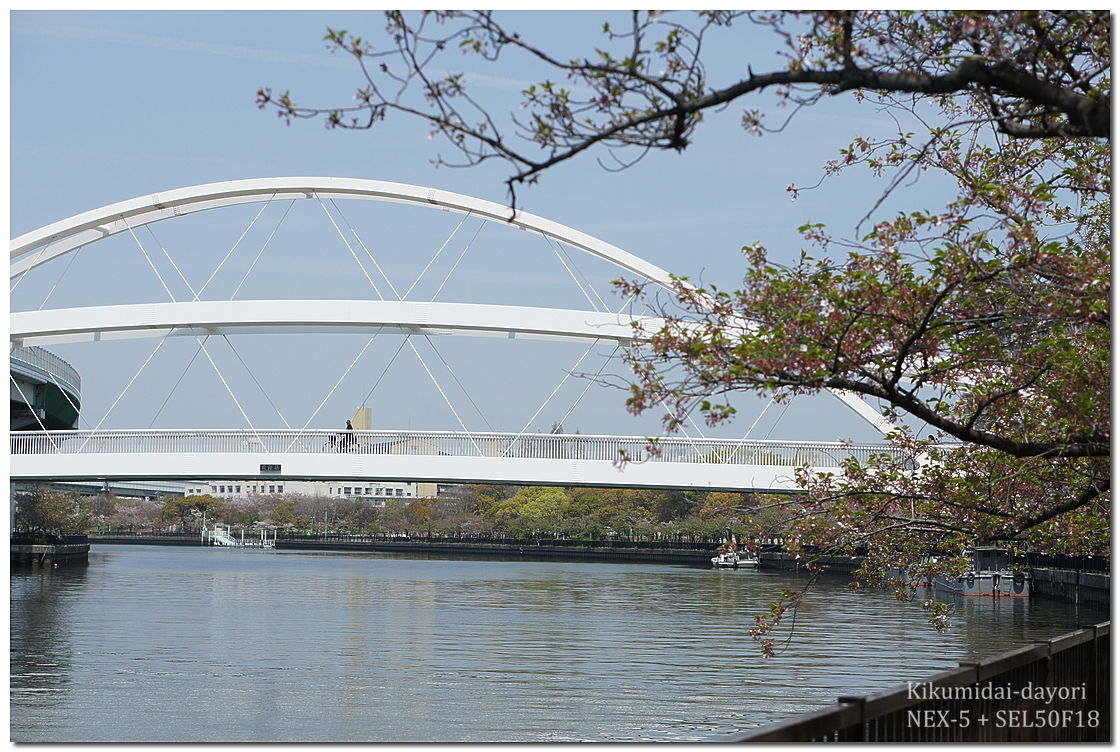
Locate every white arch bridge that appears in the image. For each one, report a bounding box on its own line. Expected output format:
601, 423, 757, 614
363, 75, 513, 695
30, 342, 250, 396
11, 177, 900, 492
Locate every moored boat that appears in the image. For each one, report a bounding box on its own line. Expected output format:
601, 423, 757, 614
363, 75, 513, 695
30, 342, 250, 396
933, 547, 1030, 597
710, 550, 760, 569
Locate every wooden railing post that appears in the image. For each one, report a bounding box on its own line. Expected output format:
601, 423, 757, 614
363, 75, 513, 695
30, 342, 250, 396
836, 696, 867, 741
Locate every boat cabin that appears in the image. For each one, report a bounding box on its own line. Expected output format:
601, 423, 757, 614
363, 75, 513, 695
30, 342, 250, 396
970, 547, 1012, 572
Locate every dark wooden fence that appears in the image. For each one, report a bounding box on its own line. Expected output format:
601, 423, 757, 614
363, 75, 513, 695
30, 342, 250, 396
717, 621, 1109, 742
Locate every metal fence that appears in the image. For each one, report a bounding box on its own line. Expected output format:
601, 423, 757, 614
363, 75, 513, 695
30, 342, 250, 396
10, 429, 908, 469
717, 621, 1110, 742
1016, 551, 1110, 574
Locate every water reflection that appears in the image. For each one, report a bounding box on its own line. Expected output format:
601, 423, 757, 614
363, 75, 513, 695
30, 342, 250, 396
10, 563, 89, 735
10, 546, 1107, 742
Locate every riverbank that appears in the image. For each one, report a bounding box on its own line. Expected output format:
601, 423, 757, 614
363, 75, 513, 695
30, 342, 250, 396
85, 535, 1109, 606
87, 534, 203, 547
280, 537, 717, 564
88, 533, 715, 564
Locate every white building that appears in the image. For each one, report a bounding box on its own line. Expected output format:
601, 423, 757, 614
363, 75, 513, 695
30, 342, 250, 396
183, 479, 438, 502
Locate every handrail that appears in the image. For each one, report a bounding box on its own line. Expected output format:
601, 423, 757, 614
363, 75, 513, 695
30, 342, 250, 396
9, 429, 910, 468
717, 620, 1110, 742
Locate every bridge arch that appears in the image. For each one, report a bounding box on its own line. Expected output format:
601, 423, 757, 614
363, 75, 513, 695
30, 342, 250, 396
10, 176, 894, 439
11, 177, 677, 288
11, 300, 658, 348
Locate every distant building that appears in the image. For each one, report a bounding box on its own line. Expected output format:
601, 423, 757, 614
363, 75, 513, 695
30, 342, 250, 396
183, 479, 438, 502
351, 406, 372, 430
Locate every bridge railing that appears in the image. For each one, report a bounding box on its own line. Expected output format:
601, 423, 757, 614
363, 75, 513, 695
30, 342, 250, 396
10, 429, 910, 468
10, 345, 82, 395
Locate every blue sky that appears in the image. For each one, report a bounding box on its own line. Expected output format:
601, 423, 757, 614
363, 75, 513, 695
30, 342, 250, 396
10, 10, 921, 444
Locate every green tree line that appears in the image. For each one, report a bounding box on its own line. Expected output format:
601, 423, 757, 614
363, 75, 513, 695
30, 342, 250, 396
35, 484, 799, 544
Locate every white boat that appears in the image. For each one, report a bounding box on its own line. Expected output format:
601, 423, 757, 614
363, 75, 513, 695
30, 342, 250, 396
933, 547, 1029, 597
710, 550, 759, 569
737, 553, 760, 567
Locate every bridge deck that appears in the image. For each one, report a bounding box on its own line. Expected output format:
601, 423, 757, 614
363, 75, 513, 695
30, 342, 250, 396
10, 430, 907, 492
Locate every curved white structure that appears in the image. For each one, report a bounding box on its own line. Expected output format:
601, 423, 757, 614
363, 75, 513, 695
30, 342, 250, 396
11, 300, 659, 347
10, 176, 896, 443
10, 177, 677, 288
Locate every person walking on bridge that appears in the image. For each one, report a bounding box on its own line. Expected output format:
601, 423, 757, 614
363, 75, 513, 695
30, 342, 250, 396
343, 419, 355, 452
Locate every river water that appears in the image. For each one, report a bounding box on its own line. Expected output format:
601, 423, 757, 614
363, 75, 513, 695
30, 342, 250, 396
10, 545, 1106, 742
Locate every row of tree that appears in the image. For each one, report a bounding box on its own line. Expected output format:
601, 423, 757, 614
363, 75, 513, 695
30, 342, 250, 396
20, 484, 796, 544
21, 470, 1114, 554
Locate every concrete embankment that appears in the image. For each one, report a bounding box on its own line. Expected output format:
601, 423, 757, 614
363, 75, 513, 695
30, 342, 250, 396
276, 538, 713, 565
88, 535, 202, 547
760, 550, 863, 574
11, 541, 90, 567
87, 535, 714, 565
1030, 567, 1110, 607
